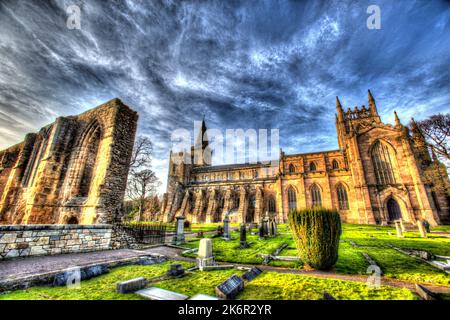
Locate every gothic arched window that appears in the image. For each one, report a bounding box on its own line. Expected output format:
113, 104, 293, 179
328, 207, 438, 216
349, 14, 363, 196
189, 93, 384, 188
310, 162, 317, 172
287, 187, 297, 211
289, 164, 296, 174
336, 184, 349, 210
332, 160, 339, 170
268, 196, 276, 213
311, 184, 322, 207
371, 141, 396, 185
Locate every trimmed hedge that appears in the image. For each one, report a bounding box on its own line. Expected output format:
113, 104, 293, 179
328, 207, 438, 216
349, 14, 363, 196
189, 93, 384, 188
288, 208, 342, 270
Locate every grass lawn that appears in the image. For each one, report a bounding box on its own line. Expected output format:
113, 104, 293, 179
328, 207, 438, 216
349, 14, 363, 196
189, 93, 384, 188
182, 223, 450, 286
0, 262, 416, 300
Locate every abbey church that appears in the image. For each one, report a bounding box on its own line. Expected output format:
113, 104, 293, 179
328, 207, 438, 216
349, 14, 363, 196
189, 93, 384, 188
161, 91, 450, 226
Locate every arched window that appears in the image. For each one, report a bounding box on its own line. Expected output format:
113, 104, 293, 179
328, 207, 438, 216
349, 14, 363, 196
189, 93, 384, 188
309, 162, 317, 172
311, 184, 322, 207
371, 141, 396, 185
234, 195, 240, 209
336, 184, 349, 210
287, 187, 297, 210
268, 196, 276, 213
289, 164, 296, 174
332, 160, 339, 170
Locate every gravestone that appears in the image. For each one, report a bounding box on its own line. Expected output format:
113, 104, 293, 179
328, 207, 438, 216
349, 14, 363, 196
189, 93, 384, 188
116, 277, 148, 294
259, 223, 265, 240
215, 275, 244, 300
394, 220, 403, 238
223, 214, 231, 240
422, 220, 431, 233
167, 264, 185, 277
269, 218, 277, 237
197, 238, 215, 270
248, 224, 253, 235
263, 212, 270, 236
172, 216, 185, 245
239, 223, 249, 248
136, 287, 188, 300
242, 267, 262, 282
418, 221, 427, 238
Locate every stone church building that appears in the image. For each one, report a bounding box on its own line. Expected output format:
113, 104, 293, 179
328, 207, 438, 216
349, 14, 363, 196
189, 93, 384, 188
161, 91, 449, 226
0, 99, 138, 225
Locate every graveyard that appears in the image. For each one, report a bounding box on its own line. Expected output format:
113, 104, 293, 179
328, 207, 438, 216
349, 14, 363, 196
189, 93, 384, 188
1, 221, 449, 301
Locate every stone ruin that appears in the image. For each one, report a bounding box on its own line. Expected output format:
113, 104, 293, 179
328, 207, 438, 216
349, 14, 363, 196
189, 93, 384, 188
0, 98, 138, 225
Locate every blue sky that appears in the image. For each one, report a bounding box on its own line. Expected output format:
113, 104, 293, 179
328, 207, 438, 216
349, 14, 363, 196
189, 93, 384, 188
0, 0, 449, 193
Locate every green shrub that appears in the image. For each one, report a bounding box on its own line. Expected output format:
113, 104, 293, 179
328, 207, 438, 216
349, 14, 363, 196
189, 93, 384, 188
288, 208, 342, 270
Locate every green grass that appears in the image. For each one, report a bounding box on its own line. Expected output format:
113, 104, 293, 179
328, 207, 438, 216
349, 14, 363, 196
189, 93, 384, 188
0, 261, 194, 300
239, 272, 417, 300
0, 263, 417, 300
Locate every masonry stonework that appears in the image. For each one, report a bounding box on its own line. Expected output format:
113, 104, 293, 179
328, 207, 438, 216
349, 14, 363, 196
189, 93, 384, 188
160, 91, 450, 226
0, 98, 138, 225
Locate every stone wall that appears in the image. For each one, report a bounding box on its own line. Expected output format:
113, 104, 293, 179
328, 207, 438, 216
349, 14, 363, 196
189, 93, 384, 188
0, 224, 126, 260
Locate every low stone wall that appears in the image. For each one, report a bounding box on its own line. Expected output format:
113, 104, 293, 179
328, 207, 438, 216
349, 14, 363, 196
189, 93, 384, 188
0, 224, 116, 260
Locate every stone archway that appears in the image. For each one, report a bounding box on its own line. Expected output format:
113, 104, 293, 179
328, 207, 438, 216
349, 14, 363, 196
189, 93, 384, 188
386, 198, 402, 221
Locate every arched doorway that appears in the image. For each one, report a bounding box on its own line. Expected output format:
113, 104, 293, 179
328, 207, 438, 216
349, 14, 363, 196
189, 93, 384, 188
387, 198, 402, 221
66, 216, 79, 225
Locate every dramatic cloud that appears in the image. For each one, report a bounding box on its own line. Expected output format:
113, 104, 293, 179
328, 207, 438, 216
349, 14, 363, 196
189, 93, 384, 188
0, 0, 449, 193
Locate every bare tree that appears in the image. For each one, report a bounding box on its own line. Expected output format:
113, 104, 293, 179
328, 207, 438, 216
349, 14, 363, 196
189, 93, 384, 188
125, 136, 161, 221
127, 169, 160, 221
414, 113, 450, 161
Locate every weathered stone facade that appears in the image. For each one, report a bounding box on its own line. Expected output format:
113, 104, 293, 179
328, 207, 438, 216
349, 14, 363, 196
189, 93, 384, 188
0, 98, 138, 225
161, 91, 449, 226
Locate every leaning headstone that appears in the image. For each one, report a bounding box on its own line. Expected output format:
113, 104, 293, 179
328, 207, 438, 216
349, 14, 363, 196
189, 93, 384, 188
172, 216, 185, 245
215, 275, 244, 300
167, 264, 185, 277
116, 277, 148, 294
197, 238, 215, 270
394, 220, 403, 238
239, 223, 249, 248
418, 221, 427, 238
242, 267, 262, 282
136, 287, 189, 300
415, 284, 437, 300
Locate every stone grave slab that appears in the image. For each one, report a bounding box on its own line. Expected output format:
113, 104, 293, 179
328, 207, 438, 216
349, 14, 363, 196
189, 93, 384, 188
136, 287, 189, 300
189, 294, 219, 300
242, 267, 262, 282
117, 277, 148, 294
215, 275, 244, 300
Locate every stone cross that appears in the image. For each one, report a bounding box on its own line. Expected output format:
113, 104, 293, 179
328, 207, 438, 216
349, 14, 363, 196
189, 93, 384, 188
172, 216, 185, 245
394, 220, 404, 238
223, 213, 231, 240
418, 221, 427, 238
197, 238, 214, 271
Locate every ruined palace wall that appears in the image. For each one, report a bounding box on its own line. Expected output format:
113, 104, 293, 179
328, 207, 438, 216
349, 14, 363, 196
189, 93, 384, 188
0, 98, 137, 225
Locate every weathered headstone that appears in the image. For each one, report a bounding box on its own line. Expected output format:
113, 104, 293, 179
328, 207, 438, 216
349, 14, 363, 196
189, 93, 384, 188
215, 275, 244, 300
239, 223, 249, 248
197, 238, 215, 270
263, 212, 269, 236
259, 223, 265, 240
423, 220, 431, 233
418, 221, 427, 238
248, 224, 253, 235
242, 267, 262, 282
136, 287, 189, 300
167, 264, 185, 277
394, 220, 403, 238
116, 277, 148, 294
269, 218, 277, 237
172, 216, 185, 245
223, 214, 231, 240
